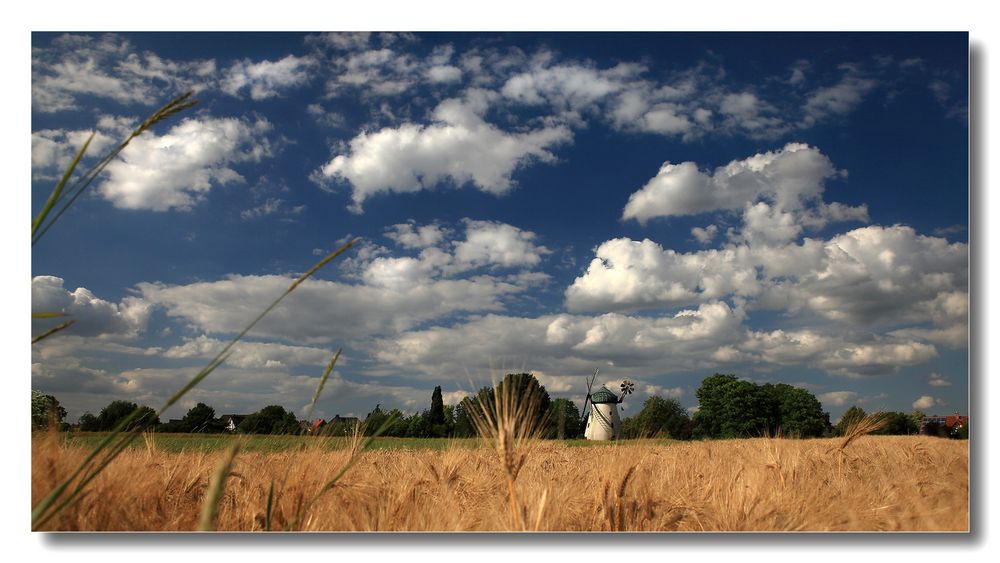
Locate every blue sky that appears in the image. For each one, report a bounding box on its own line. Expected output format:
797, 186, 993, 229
30, 31, 969, 424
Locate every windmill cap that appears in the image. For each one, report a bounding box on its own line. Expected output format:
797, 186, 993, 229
590, 386, 619, 404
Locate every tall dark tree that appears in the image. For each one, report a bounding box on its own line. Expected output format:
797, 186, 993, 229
428, 386, 446, 436
624, 396, 691, 439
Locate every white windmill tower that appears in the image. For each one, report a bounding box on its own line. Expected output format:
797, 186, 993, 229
582, 369, 634, 440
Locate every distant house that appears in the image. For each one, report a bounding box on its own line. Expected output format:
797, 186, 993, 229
305, 419, 326, 433
920, 412, 968, 435
323, 414, 360, 435
218, 414, 248, 432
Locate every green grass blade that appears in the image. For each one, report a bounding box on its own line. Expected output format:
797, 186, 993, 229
31, 312, 67, 319
31, 133, 93, 238
264, 479, 275, 531
198, 443, 241, 531
31, 320, 76, 344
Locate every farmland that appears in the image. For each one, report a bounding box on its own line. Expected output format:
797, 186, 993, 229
31, 432, 968, 532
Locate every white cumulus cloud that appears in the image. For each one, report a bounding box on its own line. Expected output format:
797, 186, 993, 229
912, 395, 940, 410
98, 117, 274, 211
221, 55, 316, 100
32, 33, 214, 113
621, 143, 853, 226
315, 97, 571, 212
32, 276, 150, 339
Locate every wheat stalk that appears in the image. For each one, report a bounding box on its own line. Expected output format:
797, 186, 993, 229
467, 375, 550, 530
839, 412, 889, 451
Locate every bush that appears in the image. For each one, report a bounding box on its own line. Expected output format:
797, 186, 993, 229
237, 405, 299, 434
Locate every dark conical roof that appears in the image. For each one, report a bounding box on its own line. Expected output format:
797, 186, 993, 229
590, 386, 619, 404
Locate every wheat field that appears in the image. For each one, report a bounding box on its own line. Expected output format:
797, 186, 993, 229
31, 432, 968, 532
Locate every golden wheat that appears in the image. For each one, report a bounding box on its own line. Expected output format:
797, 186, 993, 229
31, 432, 968, 532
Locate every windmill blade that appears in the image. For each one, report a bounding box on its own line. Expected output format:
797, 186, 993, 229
581, 368, 599, 432
585, 369, 598, 402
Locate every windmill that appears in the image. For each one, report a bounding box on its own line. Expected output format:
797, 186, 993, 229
582, 369, 634, 440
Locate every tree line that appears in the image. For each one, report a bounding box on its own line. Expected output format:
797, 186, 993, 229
31, 372, 966, 440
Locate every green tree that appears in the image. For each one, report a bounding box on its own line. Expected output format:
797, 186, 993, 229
96, 400, 157, 431
439, 404, 456, 437
872, 411, 915, 435
135, 405, 161, 429
691, 373, 736, 438
429, 386, 445, 426
469, 373, 552, 433
363, 404, 389, 436
78, 412, 99, 431
427, 386, 454, 437
907, 410, 926, 433
31, 390, 67, 430
761, 383, 830, 438
180, 402, 219, 433
453, 397, 476, 437
548, 398, 583, 439
692, 374, 773, 439
237, 405, 298, 434
383, 408, 409, 437
624, 396, 691, 439
835, 406, 867, 436
405, 410, 431, 438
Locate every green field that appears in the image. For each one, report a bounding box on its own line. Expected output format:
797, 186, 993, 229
53, 432, 667, 453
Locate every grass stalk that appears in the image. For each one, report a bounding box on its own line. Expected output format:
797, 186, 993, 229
31, 320, 76, 344
32, 92, 198, 246
198, 443, 241, 531
303, 348, 341, 425
264, 480, 275, 531
839, 412, 890, 451
31, 238, 360, 530
285, 414, 398, 531
31, 133, 93, 239
467, 375, 550, 530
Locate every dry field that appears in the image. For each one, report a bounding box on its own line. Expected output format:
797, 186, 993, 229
31, 432, 968, 532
